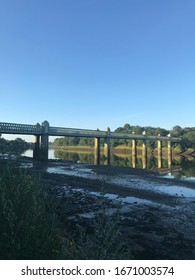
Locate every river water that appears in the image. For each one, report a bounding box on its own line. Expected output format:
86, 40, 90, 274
22, 148, 195, 179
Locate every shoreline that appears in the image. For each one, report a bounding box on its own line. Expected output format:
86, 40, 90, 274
36, 160, 195, 259
2, 157, 195, 259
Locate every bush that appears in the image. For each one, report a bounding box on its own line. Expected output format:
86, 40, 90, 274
0, 161, 63, 259
74, 212, 133, 259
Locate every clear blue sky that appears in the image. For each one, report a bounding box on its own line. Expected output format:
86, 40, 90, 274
0, 0, 195, 141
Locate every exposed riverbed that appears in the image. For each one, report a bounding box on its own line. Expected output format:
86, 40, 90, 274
19, 157, 195, 260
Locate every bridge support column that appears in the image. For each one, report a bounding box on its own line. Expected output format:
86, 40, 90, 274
167, 133, 172, 169
157, 135, 162, 169
94, 129, 100, 165
94, 137, 100, 165
34, 135, 40, 148
132, 134, 136, 168
33, 121, 49, 161
40, 121, 49, 161
132, 155, 136, 168
142, 131, 147, 169
33, 135, 40, 160
104, 127, 111, 165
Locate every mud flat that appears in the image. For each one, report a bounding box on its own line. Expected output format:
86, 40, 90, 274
21, 158, 195, 259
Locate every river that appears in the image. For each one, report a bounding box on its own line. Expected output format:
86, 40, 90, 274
22, 148, 195, 179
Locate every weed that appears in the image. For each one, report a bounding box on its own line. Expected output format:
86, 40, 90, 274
0, 161, 63, 259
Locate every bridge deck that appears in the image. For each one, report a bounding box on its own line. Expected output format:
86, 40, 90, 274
0, 122, 42, 135
0, 121, 181, 141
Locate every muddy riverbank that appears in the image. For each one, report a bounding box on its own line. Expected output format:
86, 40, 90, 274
21, 158, 195, 260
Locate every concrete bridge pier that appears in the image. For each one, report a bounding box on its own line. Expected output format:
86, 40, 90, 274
167, 133, 172, 169
132, 155, 136, 168
132, 133, 137, 157
157, 135, 162, 169
94, 129, 100, 165
104, 127, 111, 165
40, 121, 49, 161
33, 121, 49, 161
33, 135, 41, 160
94, 137, 100, 165
132, 133, 137, 167
142, 131, 147, 169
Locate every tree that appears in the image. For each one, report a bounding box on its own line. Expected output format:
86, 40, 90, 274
172, 125, 183, 136
184, 131, 195, 148
69, 137, 80, 146
123, 123, 131, 132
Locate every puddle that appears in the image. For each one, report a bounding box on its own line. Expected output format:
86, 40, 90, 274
161, 174, 195, 182
47, 166, 94, 178
108, 176, 195, 198
47, 165, 195, 198
181, 176, 195, 182
158, 185, 195, 197
65, 187, 173, 209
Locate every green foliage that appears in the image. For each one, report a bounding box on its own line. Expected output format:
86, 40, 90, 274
0, 161, 63, 259
172, 125, 183, 136
179, 159, 195, 177
53, 137, 94, 147
0, 137, 28, 156
113, 124, 169, 147
111, 155, 132, 167
54, 150, 94, 163
182, 130, 195, 149
74, 212, 132, 260
147, 156, 158, 170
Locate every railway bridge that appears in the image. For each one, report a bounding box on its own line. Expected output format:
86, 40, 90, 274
0, 120, 181, 168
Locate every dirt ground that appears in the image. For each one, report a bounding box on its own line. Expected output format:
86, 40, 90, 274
23, 158, 195, 260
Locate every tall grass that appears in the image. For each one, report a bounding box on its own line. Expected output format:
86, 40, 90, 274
74, 212, 132, 259
0, 160, 64, 259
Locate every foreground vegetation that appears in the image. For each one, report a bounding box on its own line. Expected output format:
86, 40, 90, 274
0, 137, 33, 156
0, 160, 63, 259
0, 160, 130, 260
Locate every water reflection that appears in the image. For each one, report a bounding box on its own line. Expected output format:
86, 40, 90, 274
54, 149, 94, 164
53, 149, 195, 178
22, 148, 195, 178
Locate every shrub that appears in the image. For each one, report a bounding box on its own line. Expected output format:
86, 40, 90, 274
0, 161, 63, 259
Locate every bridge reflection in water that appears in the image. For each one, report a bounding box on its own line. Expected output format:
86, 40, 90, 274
52, 148, 186, 172
0, 120, 181, 168
22, 147, 195, 178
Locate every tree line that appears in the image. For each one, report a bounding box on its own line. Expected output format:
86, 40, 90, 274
0, 137, 30, 156
53, 124, 195, 150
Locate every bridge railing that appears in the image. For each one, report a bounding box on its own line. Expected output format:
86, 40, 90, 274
0, 122, 42, 135
0, 121, 181, 142
110, 132, 181, 141
49, 126, 107, 138
49, 127, 181, 141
